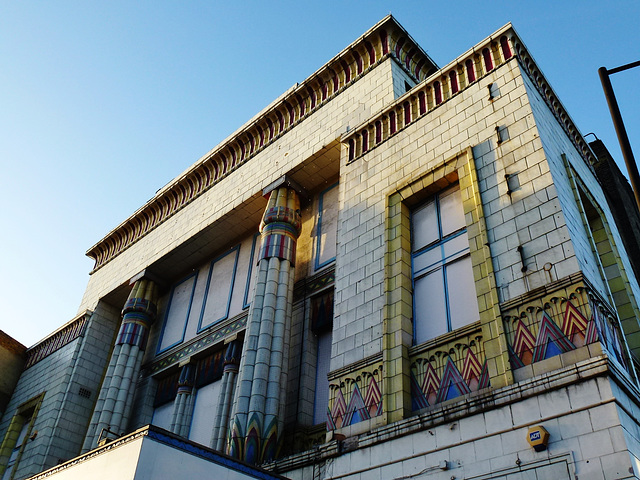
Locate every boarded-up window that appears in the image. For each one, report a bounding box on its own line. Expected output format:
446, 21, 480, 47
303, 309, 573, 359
151, 402, 174, 431
188, 380, 222, 446
315, 183, 339, 270
198, 246, 240, 332
157, 273, 197, 353
311, 289, 334, 426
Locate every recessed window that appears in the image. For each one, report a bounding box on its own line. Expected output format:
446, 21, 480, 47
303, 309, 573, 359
500, 36, 512, 59
189, 380, 222, 445
2, 422, 30, 479
411, 185, 479, 344
403, 101, 411, 125
482, 48, 493, 71
315, 183, 339, 270
434, 81, 442, 105
157, 273, 197, 354
418, 91, 426, 114
465, 59, 476, 83
0, 394, 44, 480
449, 71, 459, 94
311, 290, 333, 426
197, 247, 240, 332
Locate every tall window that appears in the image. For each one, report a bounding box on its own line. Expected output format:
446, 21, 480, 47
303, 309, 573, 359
315, 183, 339, 270
311, 289, 333, 426
0, 394, 44, 480
152, 371, 179, 430
189, 349, 224, 445
411, 185, 479, 344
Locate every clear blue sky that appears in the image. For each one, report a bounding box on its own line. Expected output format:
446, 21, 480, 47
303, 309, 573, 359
1, 1, 639, 347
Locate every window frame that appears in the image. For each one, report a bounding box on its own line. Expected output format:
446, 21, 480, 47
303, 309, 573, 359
315, 182, 340, 271
0, 393, 45, 480
410, 184, 477, 344
310, 288, 334, 427
242, 232, 261, 309
197, 245, 241, 333
156, 272, 198, 355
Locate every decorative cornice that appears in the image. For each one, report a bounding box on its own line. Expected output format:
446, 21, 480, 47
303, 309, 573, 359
145, 310, 248, 375
86, 16, 437, 273
342, 23, 516, 158
499, 272, 584, 311
408, 321, 481, 358
24, 311, 91, 369
343, 23, 598, 179
511, 35, 598, 169
293, 264, 335, 299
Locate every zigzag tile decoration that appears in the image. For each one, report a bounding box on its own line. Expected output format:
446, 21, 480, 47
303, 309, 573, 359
327, 363, 383, 431
502, 279, 630, 372
410, 334, 488, 411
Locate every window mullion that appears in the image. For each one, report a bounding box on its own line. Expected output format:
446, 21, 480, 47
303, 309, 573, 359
442, 258, 453, 333
436, 193, 443, 241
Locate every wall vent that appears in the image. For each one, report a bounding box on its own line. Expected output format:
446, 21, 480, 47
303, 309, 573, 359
78, 387, 92, 399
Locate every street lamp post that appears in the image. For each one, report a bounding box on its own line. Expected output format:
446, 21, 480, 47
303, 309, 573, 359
598, 61, 640, 211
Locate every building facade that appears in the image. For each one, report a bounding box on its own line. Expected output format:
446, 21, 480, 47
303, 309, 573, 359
2, 16, 640, 480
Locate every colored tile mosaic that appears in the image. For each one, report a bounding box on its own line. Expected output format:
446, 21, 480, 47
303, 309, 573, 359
294, 268, 335, 299
307, 270, 335, 294
410, 330, 488, 410
502, 278, 630, 372
327, 362, 383, 431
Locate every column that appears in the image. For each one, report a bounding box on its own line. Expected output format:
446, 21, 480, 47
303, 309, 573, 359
227, 184, 301, 464
83, 277, 158, 451
211, 339, 241, 450
170, 363, 196, 438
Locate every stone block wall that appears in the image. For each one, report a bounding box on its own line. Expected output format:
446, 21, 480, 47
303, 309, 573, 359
44, 305, 119, 466
521, 69, 640, 358
333, 58, 571, 373
0, 339, 79, 479
0, 307, 119, 479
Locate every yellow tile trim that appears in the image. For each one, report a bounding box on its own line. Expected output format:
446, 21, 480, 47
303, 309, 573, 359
382, 149, 511, 425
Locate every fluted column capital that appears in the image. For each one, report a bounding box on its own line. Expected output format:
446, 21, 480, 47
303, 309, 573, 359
117, 278, 159, 349
258, 187, 302, 265
122, 278, 159, 318
223, 339, 242, 374
177, 363, 196, 395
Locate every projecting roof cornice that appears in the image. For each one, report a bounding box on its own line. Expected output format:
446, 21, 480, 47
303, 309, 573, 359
86, 15, 438, 272
342, 23, 598, 173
